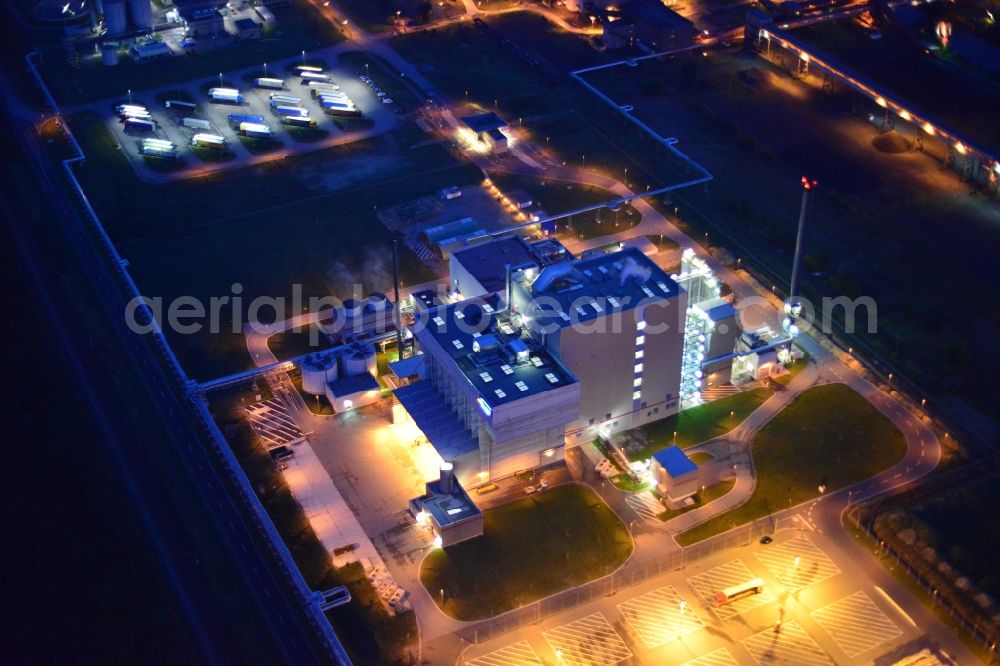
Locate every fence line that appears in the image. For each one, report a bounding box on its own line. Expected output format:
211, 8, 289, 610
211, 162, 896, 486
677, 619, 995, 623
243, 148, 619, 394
848, 507, 999, 656
23, 50, 350, 665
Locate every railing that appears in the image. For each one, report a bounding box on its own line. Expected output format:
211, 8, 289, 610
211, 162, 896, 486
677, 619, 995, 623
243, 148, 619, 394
23, 50, 350, 665
463, 515, 775, 644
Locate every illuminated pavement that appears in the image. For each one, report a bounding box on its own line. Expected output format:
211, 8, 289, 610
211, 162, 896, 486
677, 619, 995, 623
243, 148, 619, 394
741, 620, 833, 666
457, 528, 945, 665
811, 591, 903, 659
687, 559, 777, 622
618, 585, 704, 649
465, 640, 542, 666
542, 613, 633, 665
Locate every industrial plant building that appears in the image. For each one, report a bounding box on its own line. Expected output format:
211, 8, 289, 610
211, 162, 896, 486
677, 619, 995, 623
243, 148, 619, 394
602, 0, 696, 52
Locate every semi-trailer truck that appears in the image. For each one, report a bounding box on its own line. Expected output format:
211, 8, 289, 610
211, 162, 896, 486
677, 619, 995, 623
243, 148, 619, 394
227, 113, 265, 126
271, 103, 308, 117
191, 133, 226, 150
181, 117, 211, 129
269, 93, 301, 105
124, 117, 156, 132
165, 99, 197, 111
208, 88, 245, 105
294, 64, 324, 74
239, 122, 273, 138
253, 77, 285, 90
300, 71, 332, 83
281, 115, 317, 128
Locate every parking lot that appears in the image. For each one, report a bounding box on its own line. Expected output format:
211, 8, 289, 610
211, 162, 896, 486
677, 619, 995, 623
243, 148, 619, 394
459, 528, 925, 665
97, 51, 404, 180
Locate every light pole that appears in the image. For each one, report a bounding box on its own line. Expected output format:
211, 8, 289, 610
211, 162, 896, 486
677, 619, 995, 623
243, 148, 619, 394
127, 88, 132, 104
219, 72, 223, 87
301, 50, 306, 65
582, 154, 586, 169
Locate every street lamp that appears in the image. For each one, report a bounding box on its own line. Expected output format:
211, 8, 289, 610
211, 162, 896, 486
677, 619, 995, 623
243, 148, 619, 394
219, 72, 223, 87
263, 62, 268, 77
127, 88, 132, 104
301, 50, 306, 64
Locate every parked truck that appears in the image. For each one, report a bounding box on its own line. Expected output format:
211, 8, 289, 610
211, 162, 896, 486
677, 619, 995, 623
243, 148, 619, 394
320, 100, 361, 117
300, 71, 332, 83
268, 93, 301, 105
180, 117, 211, 130
227, 113, 264, 126
294, 64, 324, 74
124, 117, 156, 132
191, 133, 226, 150
140, 139, 178, 159
208, 88, 245, 105
253, 77, 285, 90
281, 115, 317, 128
116, 103, 147, 115
239, 122, 273, 138
271, 103, 308, 117
164, 99, 196, 111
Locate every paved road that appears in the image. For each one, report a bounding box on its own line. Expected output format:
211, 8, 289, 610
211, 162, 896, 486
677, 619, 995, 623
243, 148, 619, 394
3, 77, 346, 664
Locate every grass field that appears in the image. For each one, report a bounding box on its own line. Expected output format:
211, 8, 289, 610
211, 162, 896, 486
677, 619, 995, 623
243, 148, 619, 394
68, 112, 474, 379
633, 387, 774, 460
420, 483, 632, 620
677, 383, 907, 545
39, 1, 344, 106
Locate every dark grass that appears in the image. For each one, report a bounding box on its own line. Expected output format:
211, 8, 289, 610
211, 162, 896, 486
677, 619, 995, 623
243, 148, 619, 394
633, 387, 774, 460
420, 484, 632, 620
678, 384, 907, 544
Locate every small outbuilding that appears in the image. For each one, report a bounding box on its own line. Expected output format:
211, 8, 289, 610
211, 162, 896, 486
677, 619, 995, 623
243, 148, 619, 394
651, 445, 700, 503
233, 17, 261, 41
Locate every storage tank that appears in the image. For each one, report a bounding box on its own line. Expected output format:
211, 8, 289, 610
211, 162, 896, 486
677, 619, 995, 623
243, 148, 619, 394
104, 0, 127, 35
101, 43, 119, 66
340, 341, 376, 377
128, 0, 153, 30
300, 352, 338, 395
367, 292, 390, 313
341, 298, 363, 319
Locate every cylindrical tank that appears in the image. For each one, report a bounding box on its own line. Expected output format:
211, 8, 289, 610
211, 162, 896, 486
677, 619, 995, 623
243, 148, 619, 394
341, 298, 363, 319
367, 292, 389, 312
104, 0, 127, 35
127, 0, 153, 31
340, 341, 376, 377
300, 352, 337, 395
101, 43, 119, 66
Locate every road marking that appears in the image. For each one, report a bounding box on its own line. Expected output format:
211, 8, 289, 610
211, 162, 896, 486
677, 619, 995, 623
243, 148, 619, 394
543, 612, 632, 665
679, 647, 738, 666
617, 585, 704, 648
874, 585, 917, 627
687, 559, 775, 621
625, 491, 663, 525
754, 533, 840, 592
812, 591, 903, 658
466, 640, 542, 666
742, 620, 833, 665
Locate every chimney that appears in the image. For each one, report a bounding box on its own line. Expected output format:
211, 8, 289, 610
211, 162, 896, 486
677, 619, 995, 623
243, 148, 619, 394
439, 462, 455, 494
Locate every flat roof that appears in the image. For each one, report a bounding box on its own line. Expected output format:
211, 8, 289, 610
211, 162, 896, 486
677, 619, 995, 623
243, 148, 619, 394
420, 479, 481, 528
524, 247, 681, 330
327, 373, 379, 397
460, 112, 509, 133
453, 236, 538, 294
420, 295, 577, 408
653, 445, 698, 478
609, 0, 693, 29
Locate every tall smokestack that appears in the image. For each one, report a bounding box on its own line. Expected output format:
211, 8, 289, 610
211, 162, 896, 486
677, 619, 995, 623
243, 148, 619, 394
789, 176, 817, 306
392, 238, 403, 358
